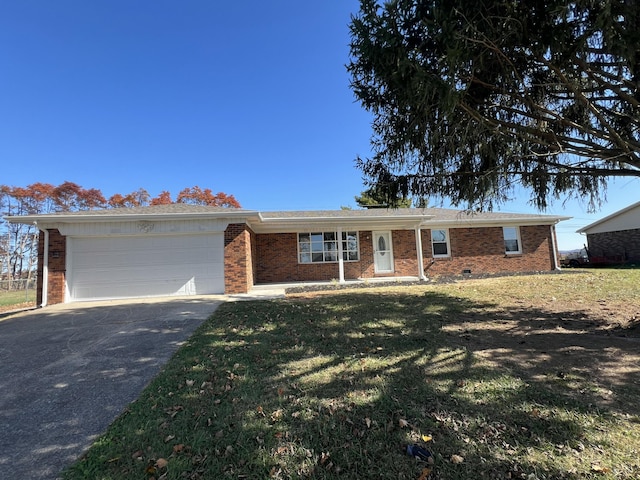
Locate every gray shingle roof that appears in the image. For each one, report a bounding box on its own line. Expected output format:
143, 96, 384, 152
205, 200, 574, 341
5, 205, 569, 227
41, 204, 254, 216
259, 207, 562, 222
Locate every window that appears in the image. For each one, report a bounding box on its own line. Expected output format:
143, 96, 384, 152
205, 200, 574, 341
298, 231, 359, 263
431, 229, 450, 257
503, 227, 521, 254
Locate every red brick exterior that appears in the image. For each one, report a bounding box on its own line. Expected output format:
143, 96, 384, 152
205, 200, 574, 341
36, 229, 66, 306
586, 229, 640, 262
423, 225, 557, 276
224, 223, 256, 294
251, 225, 558, 285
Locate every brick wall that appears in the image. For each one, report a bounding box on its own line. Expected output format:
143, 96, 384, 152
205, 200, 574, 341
255, 232, 365, 283
422, 225, 556, 276
224, 223, 255, 294
36, 229, 66, 306
586, 229, 640, 261
253, 225, 557, 284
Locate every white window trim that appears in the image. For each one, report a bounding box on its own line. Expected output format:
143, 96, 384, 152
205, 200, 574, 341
503, 226, 522, 255
297, 231, 359, 264
430, 228, 450, 258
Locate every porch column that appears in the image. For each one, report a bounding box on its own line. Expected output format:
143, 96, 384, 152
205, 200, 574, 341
415, 226, 427, 280
337, 227, 345, 284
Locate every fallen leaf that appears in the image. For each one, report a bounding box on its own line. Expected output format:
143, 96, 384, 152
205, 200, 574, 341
185, 379, 195, 387
155, 458, 168, 469
365, 417, 371, 428
399, 418, 409, 428
591, 464, 611, 473
418, 467, 432, 480
173, 444, 184, 453
421, 435, 432, 442
164, 435, 175, 443
451, 454, 465, 464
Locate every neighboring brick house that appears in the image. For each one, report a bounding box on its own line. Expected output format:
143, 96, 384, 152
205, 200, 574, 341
5, 205, 568, 306
577, 201, 640, 263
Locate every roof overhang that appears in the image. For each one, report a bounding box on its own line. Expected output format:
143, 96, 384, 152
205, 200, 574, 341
429, 216, 570, 228
247, 212, 435, 233
4, 210, 260, 230
4, 208, 570, 234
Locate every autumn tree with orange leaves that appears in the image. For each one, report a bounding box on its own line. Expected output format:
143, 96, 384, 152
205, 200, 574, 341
1, 182, 241, 281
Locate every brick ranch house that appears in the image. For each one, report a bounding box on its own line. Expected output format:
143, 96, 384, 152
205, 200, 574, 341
576, 200, 640, 263
5, 205, 569, 306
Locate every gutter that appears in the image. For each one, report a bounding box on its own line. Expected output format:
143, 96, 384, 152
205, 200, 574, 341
550, 224, 560, 270
34, 222, 48, 307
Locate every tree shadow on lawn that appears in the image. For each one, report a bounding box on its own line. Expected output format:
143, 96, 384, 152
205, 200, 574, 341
68, 291, 640, 480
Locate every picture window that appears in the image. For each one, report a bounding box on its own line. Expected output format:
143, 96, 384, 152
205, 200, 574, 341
298, 231, 359, 263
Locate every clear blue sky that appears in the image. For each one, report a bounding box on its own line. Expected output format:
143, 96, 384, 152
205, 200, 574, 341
1, 1, 638, 250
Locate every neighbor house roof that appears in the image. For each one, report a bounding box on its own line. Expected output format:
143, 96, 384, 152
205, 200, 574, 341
576, 201, 640, 234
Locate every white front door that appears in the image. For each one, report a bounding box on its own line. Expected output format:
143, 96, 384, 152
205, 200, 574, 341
373, 231, 394, 273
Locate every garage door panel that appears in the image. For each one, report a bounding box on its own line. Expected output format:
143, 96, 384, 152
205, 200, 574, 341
68, 234, 224, 301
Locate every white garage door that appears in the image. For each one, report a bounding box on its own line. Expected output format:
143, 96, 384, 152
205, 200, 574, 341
68, 234, 224, 301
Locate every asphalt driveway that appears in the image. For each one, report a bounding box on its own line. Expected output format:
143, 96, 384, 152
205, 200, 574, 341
0, 296, 223, 480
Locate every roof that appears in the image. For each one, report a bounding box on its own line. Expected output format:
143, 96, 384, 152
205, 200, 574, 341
5, 204, 259, 225
4, 205, 569, 231
252, 208, 568, 233
576, 201, 640, 234
259, 208, 563, 222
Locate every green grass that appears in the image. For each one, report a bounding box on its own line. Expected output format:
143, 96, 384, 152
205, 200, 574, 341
0, 287, 36, 309
62, 270, 640, 479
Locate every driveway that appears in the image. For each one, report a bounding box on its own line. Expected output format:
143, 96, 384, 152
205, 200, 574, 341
0, 296, 223, 480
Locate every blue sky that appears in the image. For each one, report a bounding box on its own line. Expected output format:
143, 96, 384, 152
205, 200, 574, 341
1, 1, 638, 250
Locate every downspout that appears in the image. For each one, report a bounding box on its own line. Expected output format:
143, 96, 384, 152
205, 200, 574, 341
415, 225, 427, 280
550, 224, 560, 271
337, 227, 345, 284
34, 222, 49, 307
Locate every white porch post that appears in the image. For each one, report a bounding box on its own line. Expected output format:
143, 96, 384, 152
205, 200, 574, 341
415, 225, 426, 280
337, 227, 345, 283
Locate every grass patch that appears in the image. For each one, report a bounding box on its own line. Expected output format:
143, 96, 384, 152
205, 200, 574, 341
0, 288, 36, 312
63, 270, 640, 479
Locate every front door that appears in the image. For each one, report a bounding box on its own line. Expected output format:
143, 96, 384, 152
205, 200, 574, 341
373, 231, 394, 273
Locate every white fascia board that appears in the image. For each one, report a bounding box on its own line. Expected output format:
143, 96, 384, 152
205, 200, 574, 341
428, 216, 571, 229
4, 210, 259, 226
249, 213, 435, 233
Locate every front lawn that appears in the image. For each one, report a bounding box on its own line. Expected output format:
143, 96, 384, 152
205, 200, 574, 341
63, 269, 640, 479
